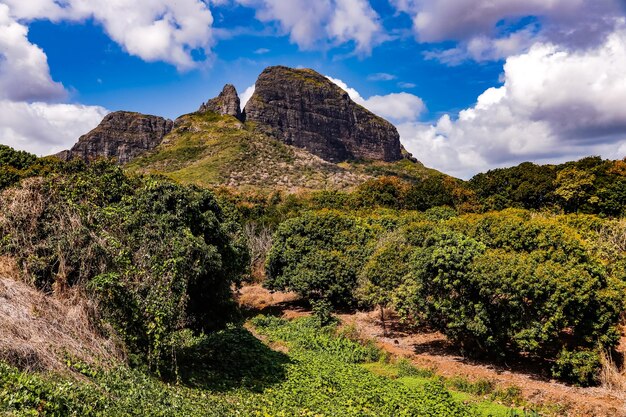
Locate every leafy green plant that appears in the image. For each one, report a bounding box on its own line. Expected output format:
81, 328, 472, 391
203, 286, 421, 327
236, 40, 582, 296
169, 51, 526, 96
553, 349, 601, 387
0, 162, 249, 373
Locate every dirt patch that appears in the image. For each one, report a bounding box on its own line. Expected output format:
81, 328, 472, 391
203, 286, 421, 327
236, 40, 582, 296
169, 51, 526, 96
240, 285, 626, 417
236, 284, 304, 317
341, 310, 626, 417
0, 275, 124, 373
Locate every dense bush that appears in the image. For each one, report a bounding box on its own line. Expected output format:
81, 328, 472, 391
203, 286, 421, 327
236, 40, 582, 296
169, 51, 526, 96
469, 157, 626, 215
0, 145, 63, 190
265, 210, 382, 306
265, 208, 626, 385
357, 232, 412, 329
0, 162, 249, 371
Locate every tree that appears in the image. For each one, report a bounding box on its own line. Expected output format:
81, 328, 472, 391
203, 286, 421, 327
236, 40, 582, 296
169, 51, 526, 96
554, 167, 596, 213
265, 211, 379, 307
357, 233, 411, 335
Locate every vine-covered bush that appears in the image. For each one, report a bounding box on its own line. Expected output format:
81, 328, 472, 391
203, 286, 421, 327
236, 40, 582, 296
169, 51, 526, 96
0, 161, 249, 371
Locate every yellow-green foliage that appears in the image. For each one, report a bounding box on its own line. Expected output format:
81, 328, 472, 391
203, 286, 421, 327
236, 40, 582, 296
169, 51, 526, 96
127, 112, 373, 192
265, 208, 626, 386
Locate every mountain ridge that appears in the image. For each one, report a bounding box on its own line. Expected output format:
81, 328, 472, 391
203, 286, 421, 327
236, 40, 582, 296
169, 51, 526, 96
54, 66, 432, 191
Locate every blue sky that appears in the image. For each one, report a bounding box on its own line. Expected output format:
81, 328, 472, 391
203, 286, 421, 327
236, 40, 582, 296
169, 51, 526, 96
2, 0, 626, 178
27, 6, 499, 120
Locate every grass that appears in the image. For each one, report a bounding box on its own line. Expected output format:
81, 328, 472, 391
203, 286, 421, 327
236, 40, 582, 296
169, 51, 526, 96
126, 111, 449, 193
362, 360, 526, 417
251, 316, 542, 417
127, 112, 374, 192
0, 315, 537, 417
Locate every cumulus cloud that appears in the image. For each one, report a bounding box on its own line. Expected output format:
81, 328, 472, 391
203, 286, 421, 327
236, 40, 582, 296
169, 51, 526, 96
401, 31, 626, 178
391, 0, 626, 63
3, 0, 216, 70
240, 84, 256, 108
0, 4, 64, 101
235, 0, 384, 54
326, 76, 425, 123
0, 4, 108, 156
424, 27, 539, 65
0, 100, 108, 156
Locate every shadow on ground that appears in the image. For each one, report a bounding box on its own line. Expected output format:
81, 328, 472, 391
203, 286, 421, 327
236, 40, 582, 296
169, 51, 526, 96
171, 326, 291, 392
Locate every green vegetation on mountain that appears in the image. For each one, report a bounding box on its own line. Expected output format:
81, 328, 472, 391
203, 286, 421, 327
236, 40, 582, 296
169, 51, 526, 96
126, 112, 376, 192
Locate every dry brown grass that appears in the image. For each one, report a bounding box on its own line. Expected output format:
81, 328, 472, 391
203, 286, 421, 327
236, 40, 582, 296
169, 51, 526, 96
236, 284, 299, 311
243, 223, 273, 282
600, 350, 626, 391
0, 268, 124, 373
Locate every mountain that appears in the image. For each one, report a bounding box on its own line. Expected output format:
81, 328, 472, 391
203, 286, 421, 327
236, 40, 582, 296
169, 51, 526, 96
56, 66, 436, 191
244, 66, 403, 163
198, 84, 243, 121
126, 112, 373, 192
56, 112, 173, 164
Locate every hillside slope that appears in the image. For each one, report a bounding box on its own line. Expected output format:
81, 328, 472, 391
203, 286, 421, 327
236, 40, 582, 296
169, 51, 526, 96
127, 112, 438, 192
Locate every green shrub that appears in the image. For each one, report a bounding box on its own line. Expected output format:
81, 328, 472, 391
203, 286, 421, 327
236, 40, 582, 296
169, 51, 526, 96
0, 162, 249, 372
552, 349, 601, 387
395, 221, 622, 374
265, 210, 380, 307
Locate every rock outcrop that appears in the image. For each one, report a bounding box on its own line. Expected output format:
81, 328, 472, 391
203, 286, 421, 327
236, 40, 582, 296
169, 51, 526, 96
58, 111, 173, 164
198, 84, 243, 121
244, 66, 403, 163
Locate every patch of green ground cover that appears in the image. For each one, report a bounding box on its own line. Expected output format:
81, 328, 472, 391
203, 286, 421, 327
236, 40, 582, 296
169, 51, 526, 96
363, 357, 545, 417
0, 362, 237, 417
0, 316, 536, 417
363, 361, 522, 417
250, 316, 537, 417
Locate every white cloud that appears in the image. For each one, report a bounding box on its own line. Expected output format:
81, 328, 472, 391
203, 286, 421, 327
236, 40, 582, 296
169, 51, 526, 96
401, 30, 626, 178
326, 76, 425, 123
0, 100, 108, 156
361, 93, 425, 122
327, 0, 384, 54
240, 84, 256, 108
235, 0, 384, 54
424, 27, 538, 65
3, 0, 216, 70
0, 4, 64, 101
391, 0, 626, 63
367, 73, 396, 81
0, 4, 108, 156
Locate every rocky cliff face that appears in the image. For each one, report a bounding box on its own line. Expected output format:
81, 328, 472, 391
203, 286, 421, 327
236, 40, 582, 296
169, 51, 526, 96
244, 66, 403, 163
58, 111, 173, 164
198, 84, 242, 121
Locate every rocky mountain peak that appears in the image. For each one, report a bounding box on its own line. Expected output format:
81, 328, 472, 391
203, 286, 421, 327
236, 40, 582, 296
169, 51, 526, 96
243, 66, 403, 163
198, 84, 243, 121
56, 111, 173, 164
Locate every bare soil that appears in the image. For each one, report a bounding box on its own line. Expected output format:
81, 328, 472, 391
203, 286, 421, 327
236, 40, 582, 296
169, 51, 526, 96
237, 284, 626, 417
